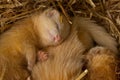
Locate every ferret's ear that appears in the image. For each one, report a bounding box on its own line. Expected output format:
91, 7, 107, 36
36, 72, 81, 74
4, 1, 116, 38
46, 9, 60, 18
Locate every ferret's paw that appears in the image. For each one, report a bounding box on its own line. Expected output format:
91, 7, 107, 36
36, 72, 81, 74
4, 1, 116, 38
37, 51, 49, 62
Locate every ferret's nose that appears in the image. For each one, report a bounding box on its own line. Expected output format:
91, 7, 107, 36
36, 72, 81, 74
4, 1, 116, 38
54, 35, 61, 43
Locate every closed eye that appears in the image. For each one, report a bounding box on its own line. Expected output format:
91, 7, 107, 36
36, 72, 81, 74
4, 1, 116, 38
55, 23, 60, 32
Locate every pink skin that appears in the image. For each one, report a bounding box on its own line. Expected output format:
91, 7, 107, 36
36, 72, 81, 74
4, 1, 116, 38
27, 35, 61, 80
53, 34, 61, 43
37, 35, 61, 62
37, 34, 61, 62
37, 51, 49, 62
48, 29, 61, 43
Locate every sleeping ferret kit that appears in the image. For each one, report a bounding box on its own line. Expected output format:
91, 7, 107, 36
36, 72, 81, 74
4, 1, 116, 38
0, 0, 120, 80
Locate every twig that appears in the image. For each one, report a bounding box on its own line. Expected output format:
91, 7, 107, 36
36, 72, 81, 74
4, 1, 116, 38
0, 5, 46, 33
0, 6, 45, 23
68, 0, 76, 6
75, 69, 88, 80
94, 12, 120, 35
48, 0, 57, 8
57, 1, 72, 24
0, 1, 28, 9
86, 0, 96, 8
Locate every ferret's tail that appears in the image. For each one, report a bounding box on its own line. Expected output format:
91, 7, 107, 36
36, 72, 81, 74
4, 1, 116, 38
73, 17, 118, 53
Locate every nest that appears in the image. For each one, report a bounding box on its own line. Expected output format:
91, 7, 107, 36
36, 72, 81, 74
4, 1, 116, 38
0, 0, 120, 79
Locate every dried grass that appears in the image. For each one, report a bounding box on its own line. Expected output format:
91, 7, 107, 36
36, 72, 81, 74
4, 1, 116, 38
0, 0, 120, 80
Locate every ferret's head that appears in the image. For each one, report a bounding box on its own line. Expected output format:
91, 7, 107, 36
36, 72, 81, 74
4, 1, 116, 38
33, 8, 70, 47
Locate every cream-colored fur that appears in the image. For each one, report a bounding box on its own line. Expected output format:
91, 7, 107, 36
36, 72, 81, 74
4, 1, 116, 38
31, 16, 117, 80
0, 9, 117, 80
73, 17, 118, 53
32, 25, 86, 80
0, 8, 70, 80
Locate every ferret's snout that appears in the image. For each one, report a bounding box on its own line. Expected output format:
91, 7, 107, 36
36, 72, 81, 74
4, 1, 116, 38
54, 35, 61, 43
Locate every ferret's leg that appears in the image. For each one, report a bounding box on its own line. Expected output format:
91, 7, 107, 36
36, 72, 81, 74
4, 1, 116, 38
86, 46, 117, 80
26, 50, 48, 80
25, 45, 36, 71
37, 50, 49, 62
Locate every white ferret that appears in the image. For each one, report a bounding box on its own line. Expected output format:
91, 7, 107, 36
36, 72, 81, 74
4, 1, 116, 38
0, 8, 70, 80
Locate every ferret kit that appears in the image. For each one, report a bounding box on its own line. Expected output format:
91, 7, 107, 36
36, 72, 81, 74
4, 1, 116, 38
0, 7, 118, 80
